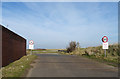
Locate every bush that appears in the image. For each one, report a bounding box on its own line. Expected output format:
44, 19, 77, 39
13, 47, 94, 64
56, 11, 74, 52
66, 41, 78, 53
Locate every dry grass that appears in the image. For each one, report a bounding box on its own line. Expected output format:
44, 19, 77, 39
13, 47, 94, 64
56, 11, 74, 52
2, 55, 37, 77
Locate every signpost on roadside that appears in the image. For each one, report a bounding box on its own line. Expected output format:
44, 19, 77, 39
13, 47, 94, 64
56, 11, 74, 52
29, 40, 34, 55
102, 36, 108, 57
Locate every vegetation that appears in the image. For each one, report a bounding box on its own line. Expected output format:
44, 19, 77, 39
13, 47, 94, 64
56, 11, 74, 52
63, 41, 119, 67
2, 55, 37, 77
27, 49, 59, 54
66, 41, 79, 53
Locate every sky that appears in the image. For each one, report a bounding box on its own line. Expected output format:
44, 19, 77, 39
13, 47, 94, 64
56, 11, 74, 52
1, 2, 118, 49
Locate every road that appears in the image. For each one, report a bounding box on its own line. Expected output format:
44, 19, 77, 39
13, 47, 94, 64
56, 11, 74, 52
26, 53, 118, 77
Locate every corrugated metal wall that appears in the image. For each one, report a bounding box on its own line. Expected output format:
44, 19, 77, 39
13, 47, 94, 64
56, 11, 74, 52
1, 25, 26, 67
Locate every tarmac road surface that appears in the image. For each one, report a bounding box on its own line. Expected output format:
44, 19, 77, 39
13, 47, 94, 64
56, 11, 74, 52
26, 53, 118, 77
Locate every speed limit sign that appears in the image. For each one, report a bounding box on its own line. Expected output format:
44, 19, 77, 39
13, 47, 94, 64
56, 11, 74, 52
29, 40, 34, 49
102, 36, 108, 49
102, 36, 108, 43
29, 40, 34, 45
102, 36, 109, 57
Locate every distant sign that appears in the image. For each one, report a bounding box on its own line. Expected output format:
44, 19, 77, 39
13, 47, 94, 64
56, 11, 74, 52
29, 40, 34, 45
29, 40, 34, 49
102, 36, 108, 49
29, 45, 34, 49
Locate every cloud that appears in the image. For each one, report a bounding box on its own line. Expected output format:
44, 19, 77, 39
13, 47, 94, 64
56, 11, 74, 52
2, 2, 118, 48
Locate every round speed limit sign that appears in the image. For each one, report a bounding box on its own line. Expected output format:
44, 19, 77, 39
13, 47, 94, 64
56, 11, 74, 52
29, 40, 34, 45
102, 36, 108, 43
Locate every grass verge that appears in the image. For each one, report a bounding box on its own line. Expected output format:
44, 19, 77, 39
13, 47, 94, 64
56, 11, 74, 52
60, 52, 119, 67
81, 55, 119, 67
2, 55, 37, 77
27, 49, 59, 54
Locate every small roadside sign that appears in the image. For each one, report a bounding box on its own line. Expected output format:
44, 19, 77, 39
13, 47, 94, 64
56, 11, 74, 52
29, 40, 34, 55
29, 40, 34, 49
102, 36, 108, 49
102, 36, 108, 57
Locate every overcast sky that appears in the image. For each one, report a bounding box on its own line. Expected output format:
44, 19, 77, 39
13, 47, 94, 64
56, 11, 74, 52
2, 2, 118, 49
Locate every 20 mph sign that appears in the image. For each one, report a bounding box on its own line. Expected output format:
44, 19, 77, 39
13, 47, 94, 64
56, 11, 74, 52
29, 40, 34, 49
102, 36, 108, 43
102, 36, 108, 49
29, 40, 34, 45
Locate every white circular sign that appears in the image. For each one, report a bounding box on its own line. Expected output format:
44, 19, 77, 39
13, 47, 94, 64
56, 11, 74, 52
29, 40, 34, 45
102, 36, 108, 43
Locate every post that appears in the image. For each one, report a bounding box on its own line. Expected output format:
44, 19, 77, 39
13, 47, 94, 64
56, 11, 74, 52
30, 49, 32, 55
105, 49, 106, 57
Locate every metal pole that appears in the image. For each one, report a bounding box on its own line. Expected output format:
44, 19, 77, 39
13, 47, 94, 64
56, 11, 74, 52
105, 49, 106, 57
30, 49, 32, 55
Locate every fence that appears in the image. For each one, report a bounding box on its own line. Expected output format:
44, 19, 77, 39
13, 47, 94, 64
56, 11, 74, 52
0, 25, 26, 67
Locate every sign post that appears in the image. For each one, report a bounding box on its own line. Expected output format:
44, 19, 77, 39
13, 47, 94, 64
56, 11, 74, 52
29, 40, 34, 55
102, 36, 108, 57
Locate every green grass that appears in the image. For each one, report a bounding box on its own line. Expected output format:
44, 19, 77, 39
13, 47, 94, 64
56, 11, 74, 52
2, 55, 37, 77
62, 44, 119, 67
81, 55, 119, 67
27, 49, 59, 54
60, 50, 119, 67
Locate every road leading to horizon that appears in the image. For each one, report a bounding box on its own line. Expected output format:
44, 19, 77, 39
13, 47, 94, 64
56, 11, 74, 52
26, 53, 118, 77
